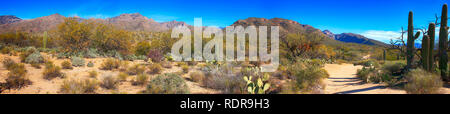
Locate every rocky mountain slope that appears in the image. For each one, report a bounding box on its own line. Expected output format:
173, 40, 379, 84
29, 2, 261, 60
322, 30, 387, 46
0, 13, 187, 33
0, 15, 22, 25
0, 14, 65, 33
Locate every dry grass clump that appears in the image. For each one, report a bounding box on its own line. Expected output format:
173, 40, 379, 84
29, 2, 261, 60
127, 64, 145, 75
43, 63, 65, 80
147, 63, 162, 74
201, 63, 246, 93
30, 63, 41, 69
60, 79, 98, 94
132, 74, 149, 86
61, 60, 73, 69
187, 61, 198, 66
2, 57, 16, 70
119, 61, 129, 72
144, 73, 189, 94
160, 61, 172, 68
404, 69, 443, 94
88, 70, 98, 78
2, 63, 32, 90
87, 61, 94, 67
117, 72, 129, 81
100, 58, 120, 70
190, 71, 205, 83
181, 65, 189, 73
176, 62, 187, 66
100, 76, 119, 89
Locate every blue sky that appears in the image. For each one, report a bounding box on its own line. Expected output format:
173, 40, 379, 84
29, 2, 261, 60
1, 0, 449, 43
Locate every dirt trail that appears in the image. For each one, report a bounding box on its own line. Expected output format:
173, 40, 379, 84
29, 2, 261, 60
323, 64, 405, 94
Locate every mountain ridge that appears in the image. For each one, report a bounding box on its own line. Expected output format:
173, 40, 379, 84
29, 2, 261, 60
0, 14, 387, 46
0, 13, 188, 33
322, 30, 387, 46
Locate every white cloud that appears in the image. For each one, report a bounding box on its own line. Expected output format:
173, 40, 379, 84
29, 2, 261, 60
360, 30, 402, 43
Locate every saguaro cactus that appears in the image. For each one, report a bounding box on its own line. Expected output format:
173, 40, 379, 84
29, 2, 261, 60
439, 4, 448, 80
421, 35, 430, 71
406, 11, 421, 70
428, 23, 435, 71
383, 49, 386, 61
43, 31, 47, 49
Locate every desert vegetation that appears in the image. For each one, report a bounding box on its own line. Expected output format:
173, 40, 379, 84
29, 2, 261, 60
0, 5, 448, 94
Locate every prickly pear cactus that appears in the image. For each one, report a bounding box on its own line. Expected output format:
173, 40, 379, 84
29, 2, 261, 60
244, 74, 271, 94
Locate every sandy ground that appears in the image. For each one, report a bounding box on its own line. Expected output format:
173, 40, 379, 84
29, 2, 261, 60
323, 64, 449, 94
2, 52, 448, 94
0, 53, 220, 94
324, 64, 405, 94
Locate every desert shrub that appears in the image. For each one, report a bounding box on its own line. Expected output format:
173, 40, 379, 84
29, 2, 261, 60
354, 59, 380, 68
404, 69, 443, 94
201, 63, 246, 93
310, 59, 326, 67
60, 79, 98, 94
136, 55, 147, 60
56, 52, 69, 59
164, 54, 173, 61
147, 63, 162, 74
379, 73, 398, 87
127, 64, 145, 75
187, 61, 198, 66
84, 48, 99, 58
25, 51, 44, 64
3, 63, 31, 89
176, 62, 187, 66
31, 63, 41, 69
61, 61, 73, 69
160, 61, 172, 68
190, 71, 205, 83
135, 41, 152, 56
132, 74, 149, 86
56, 18, 93, 54
88, 70, 98, 78
335, 59, 348, 64
117, 72, 129, 81
19, 47, 37, 62
91, 23, 133, 56
144, 73, 189, 94
87, 61, 94, 67
147, 49, 163, 63
284, 61, 329, 93
181, 65, 189, 73
119, 61, 129, 72
100, 58, 120, 70
124, 54, 137, 61
71, 56, 85, 67
101, 76, 119, 89
382, 61, 406, 75
280, 81, 300, 94
43, 64, 65, 80
356, 67, 377, 83
0, 46, 12, 54
2, 57, 16, 70
105, 50, 123, 60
